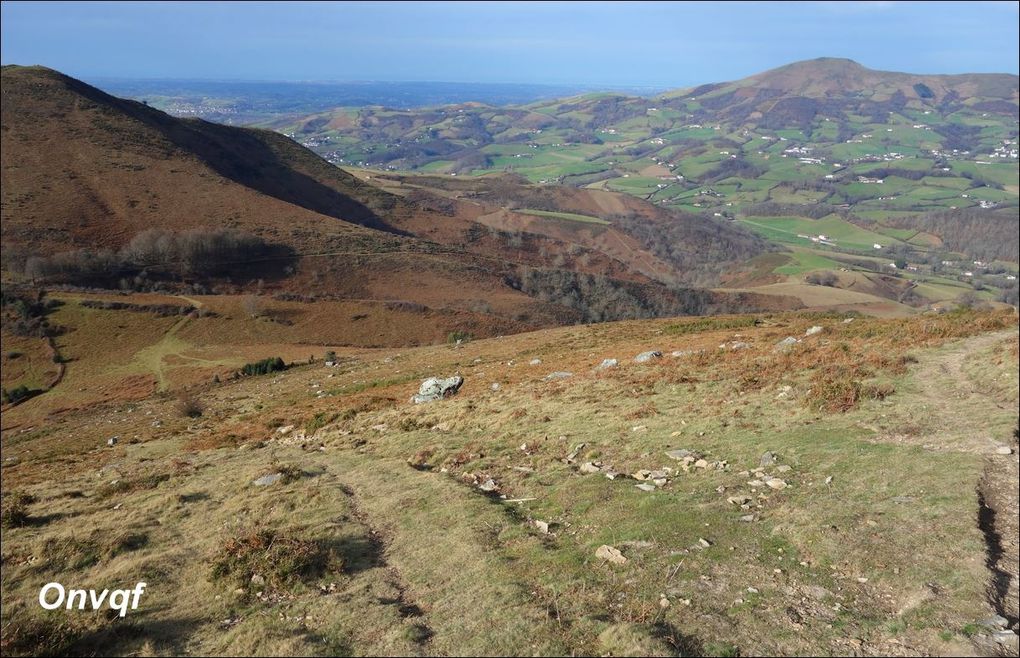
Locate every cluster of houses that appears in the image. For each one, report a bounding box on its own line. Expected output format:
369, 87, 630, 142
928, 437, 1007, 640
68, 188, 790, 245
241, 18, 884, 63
987, 140, 1018, 159
796, 233, 837, 247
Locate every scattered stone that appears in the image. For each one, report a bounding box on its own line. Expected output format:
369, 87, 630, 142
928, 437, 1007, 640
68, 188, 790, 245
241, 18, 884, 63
775, 385, 793, 399
107, 437, 118, 447
250, 574, 265, 586
544, 371, 573, 381
631, 425, 648, 433
277, 425, 294, 435
991, 630, 1019, 650
491, 383, 500, 391
580, 461, 603, 474
980, 615, 1009, 629
727, 495, 752, 506
805, 326, 824, 336
671, 350, 694, 358
565, 443, 586, 463
666, 449, 700, 461
595, 358, 619, 370
603, 469, 622, 480
694, 458, 709, 469
477, 478, 499, 493
252, 472, 283, 487
803, 585, 832, 601
738, 514, 756, 523
633, 350, 662, 363
774, 337, 799, 352
529, 358, 542, 366
635, 483, 656, 492
721, 341, 750, 350
411, 376, 464, 404
765, 478, 788, 490
595, 545, 628, 565
534, 520, 550, 534
697, 538, 712, 548
995, 445, 1013, 455
776, 464, 792, 473
759, 451, 778, 467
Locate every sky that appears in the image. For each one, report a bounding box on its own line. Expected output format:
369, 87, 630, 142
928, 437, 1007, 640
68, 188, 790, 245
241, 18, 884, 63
2, 1, 1018, 88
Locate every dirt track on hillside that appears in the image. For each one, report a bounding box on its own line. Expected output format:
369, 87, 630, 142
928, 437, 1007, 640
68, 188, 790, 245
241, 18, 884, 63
878, 330, 1019, 654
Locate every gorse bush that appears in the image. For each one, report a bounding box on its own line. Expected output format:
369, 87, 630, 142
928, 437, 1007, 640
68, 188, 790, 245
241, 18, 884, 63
2, 385, 36, 405
447, 330, 473, 344
240, 357, 286, 376
176, 395, 204, 418
805, 271, 839, 287
1, 492, 33, 529
209, 526, 343, 589
805, 365, 894, 413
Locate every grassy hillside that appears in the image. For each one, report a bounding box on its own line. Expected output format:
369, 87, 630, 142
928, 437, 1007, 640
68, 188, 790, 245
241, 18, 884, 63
2, 66, 805, 334
2, 308, 1016, 656
259, 58, 1018, 296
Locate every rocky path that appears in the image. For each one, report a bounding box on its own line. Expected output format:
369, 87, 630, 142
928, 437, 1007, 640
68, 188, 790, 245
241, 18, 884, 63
333, 456, 575, 655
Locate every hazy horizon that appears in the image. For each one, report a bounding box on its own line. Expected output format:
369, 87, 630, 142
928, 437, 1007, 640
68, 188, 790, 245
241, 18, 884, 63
2, 1, 1018, 88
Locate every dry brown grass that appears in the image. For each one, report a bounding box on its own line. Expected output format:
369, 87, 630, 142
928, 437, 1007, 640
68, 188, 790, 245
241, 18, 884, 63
209, 525, 344, 590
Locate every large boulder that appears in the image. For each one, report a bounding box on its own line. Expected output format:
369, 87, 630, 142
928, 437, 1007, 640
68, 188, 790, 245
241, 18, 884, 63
411, 376, 463, 404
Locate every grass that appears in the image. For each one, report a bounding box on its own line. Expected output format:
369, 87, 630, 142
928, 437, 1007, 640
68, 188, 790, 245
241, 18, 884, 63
739, 215, 903, 252
0, 309, 1016, 656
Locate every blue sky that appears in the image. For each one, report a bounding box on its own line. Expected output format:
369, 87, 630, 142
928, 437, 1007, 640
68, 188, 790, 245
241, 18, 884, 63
2, 1, 1018, 87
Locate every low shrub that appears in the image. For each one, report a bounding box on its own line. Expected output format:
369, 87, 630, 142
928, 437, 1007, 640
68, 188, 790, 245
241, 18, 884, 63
209, 526, 343, 589
805, 365, 893, 413
1, 492, 33, 528
240, 357, 287, 377
176, 395, 204, 418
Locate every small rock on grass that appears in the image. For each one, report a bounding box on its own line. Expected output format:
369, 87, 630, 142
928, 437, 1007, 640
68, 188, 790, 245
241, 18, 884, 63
595, 545, 627, 564
252, 472, 282, 486
634, 350, 662, 363
980, 615, 1009, 629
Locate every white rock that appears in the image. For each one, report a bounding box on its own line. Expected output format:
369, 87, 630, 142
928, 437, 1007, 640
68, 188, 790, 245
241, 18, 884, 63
634, 350, 662, 363
595, 545, 627, 564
